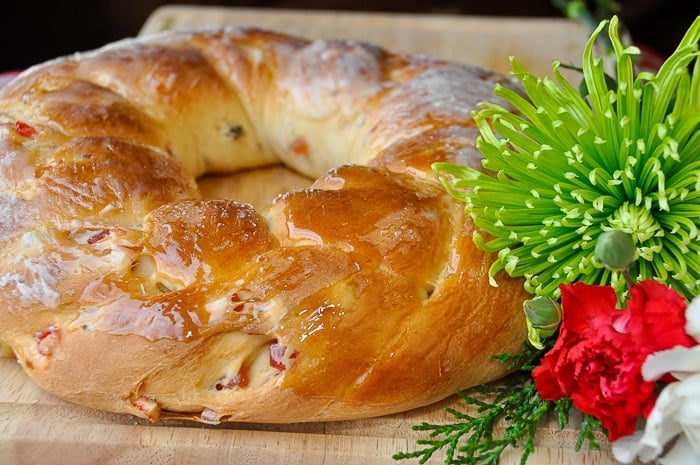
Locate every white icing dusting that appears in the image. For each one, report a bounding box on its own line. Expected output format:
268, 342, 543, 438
98, 203, 117, 215
0, 192, 22, 228
205, 295, 230, 324
92, 177, 106, 197
246, 48, 263, 65
0, 258, 60, 308
0, 192, 38, 243
366, 64, 500, 155
277, 39, 385, 120
0, 143, 19, 168
106, 246, 131, 269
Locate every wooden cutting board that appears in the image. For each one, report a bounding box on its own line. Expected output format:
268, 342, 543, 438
1, 357, 618, 465
1, 6, 632, 465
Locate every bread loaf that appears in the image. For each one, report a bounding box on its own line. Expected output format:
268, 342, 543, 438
0, 27, 527, 423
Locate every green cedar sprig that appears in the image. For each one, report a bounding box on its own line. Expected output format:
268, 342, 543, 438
393, 343, 601, 465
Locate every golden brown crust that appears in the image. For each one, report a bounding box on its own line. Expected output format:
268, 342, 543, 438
0, 26, 528, 423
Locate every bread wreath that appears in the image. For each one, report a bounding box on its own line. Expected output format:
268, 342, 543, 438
0, 27, 527, 423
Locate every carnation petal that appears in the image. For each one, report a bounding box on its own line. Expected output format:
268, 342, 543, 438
686, 295, 700, 341
683, 421, 700, 455
612, 431, 651, 464
659, 436, 700, 465
638, 383, 684, 460
674, 374, 700, 421
532, 360, 567, 399
560, 282, 617, 330
642, 346, 700, 381
628, 281, 693, 351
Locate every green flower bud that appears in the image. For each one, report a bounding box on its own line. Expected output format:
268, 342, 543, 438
523, 296, 561, 349
524, 296, 561, 329
594, 230, 636, 271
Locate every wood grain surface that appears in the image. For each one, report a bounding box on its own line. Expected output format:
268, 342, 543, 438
1, 357, 622, 465
1, 6, 634, 465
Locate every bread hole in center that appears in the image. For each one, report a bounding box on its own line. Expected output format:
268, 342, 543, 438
197, 164, 313, 209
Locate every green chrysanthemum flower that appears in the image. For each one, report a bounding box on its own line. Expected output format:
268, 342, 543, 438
436, 15, 700, 299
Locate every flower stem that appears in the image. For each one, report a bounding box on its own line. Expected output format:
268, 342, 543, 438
622, 269, 635, 289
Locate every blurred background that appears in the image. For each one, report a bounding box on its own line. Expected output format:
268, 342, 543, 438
0, 0, 697, 71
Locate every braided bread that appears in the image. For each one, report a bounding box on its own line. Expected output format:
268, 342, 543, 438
0, 27, 528, 423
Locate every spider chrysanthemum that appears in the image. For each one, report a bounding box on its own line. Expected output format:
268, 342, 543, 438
436, 15, 700, 299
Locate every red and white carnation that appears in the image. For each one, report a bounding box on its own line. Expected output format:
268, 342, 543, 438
612, 296, 700, 464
